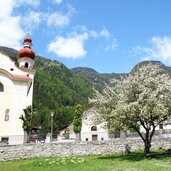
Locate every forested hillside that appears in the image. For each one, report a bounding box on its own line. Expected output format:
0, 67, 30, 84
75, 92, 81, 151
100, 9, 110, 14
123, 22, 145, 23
72, 67, 126, 92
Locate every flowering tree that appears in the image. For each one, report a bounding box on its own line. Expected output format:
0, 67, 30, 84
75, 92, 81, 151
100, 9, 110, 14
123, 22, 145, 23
91, 63, 171, 155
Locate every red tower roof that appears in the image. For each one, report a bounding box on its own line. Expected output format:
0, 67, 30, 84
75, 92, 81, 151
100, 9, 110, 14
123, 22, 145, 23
19, 36, 35, 60
19, 48, 35, 59
24, 37, 32, 44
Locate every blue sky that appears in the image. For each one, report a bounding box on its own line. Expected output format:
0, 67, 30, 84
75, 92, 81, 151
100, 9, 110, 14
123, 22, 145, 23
1, 0, 171, 73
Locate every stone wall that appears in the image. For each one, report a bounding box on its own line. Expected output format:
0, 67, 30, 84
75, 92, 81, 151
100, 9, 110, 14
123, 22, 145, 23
1, 138, 171, 161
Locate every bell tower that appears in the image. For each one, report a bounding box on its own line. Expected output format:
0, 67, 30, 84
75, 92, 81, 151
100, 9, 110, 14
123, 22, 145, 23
18, 35, 35, 69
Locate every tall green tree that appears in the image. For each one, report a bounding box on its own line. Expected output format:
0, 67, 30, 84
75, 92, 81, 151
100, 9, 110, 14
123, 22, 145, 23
92, 63, 171, 156
19, 105, 34, 143
73, 104, 83, 141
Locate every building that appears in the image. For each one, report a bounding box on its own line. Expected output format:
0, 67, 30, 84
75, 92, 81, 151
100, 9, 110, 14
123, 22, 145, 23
57, 108, 109, 142
0, 37, 36, 145
57, 124, 75, 142
81, 108, 109, 141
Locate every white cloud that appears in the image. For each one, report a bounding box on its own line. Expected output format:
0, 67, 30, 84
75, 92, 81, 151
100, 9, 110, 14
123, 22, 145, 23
0, 17, 24, 50
66, 4, 75, 17
0, 0, 13, 19
15, 0, 40, 8
100, 27, 111, 39
21, 11, 43, 32
77, 25, 111, 39
132, 36, 171, 65
47, 5, 75, 28
47, 12, 70, 27
47, 25, 118, 59
89, 30, 98, 38
48, 33, 88, 59
53, 0, 63, 5
105, 39, 119, 51
0, 0, 24, 49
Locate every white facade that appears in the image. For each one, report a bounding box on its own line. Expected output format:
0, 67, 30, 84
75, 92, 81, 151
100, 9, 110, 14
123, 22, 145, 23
81, 108, 109, 141
57, 108, 109, 142
0, 53, 35, 145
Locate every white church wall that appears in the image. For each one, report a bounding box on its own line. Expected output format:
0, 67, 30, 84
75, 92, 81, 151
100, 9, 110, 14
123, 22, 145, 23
0, 74, 28, 144
0, 52, 35, 145
0, 73, 15, 136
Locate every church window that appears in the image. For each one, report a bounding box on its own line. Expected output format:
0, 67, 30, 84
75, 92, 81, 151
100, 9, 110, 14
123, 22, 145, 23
25, 62, 29, 68
4, 109, 10, 121
0, 83, 4, 92
91, 126, 97, 131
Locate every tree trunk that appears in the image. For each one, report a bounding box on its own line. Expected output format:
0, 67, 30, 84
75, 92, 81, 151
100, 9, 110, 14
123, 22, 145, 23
26, 130, 30, 144
136, 128, 152, 157
144, 142, 151, 156
23, 131, 28, 144
143, 129, 152, 156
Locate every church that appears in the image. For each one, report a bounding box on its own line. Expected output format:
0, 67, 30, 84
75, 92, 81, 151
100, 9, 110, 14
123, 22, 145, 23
0, 37, 35, 145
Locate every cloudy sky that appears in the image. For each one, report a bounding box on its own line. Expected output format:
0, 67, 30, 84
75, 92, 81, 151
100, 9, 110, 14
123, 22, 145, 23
0, 0, 171, 73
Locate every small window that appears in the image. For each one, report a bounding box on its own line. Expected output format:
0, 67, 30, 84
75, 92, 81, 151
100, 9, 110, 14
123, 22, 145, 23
4, 109, 10, 121
159, 124, 163, 129
101, 138, 104, 141
86, 138, 88, 141
0, 83, 4, 92
1, 137, 9, 144
91, 126, 97, 131
25, 62, 29, 68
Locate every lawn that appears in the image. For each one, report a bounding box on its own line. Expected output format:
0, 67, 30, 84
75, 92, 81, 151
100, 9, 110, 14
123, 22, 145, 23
0, 152, 171, 171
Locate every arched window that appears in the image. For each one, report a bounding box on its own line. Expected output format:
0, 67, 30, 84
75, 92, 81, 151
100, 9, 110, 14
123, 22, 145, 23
4, 109, 10, 121
91, 126, 97, 131
0, 83, 4, 92
25, 62, 29, 68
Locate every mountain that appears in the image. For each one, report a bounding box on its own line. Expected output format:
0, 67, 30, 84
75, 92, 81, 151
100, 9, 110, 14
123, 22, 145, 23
72, 67, 126, 92
131, 60, 171, 76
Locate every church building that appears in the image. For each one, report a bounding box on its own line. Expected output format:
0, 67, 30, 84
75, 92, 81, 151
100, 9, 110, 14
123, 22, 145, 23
0, 37, 35, 145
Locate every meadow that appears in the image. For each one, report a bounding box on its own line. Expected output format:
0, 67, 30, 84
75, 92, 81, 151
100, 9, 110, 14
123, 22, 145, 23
0, 152, 171, 171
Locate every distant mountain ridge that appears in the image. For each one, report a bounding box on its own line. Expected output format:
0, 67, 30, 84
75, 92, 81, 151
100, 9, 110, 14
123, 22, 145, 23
72, 67, 126, 92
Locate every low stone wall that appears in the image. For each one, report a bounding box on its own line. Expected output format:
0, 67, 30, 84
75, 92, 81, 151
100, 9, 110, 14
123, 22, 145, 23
1, 138, 171, 161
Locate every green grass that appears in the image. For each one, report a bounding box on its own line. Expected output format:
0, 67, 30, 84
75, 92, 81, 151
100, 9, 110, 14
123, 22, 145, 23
0, 152, 171, 171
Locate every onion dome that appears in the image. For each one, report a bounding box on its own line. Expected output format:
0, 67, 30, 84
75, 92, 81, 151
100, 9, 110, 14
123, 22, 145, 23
19, 36, 35, 60
24, 37, 32, 44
